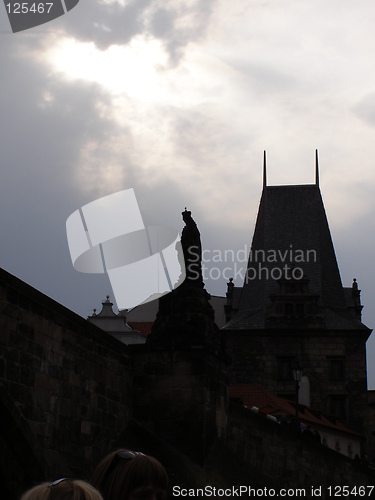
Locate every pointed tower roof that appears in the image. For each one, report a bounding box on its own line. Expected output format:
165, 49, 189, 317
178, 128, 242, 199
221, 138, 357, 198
224, 157, 369, 332
238, 182, 345, 312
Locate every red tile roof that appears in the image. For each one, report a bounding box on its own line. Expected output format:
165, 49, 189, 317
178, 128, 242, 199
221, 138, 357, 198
229, 383, 359, 436
128, 322, 153, 337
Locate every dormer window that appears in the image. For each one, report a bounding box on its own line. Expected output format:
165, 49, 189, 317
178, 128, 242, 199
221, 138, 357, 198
285, 303, 293, 316
296, 303, 304, 316
329, 358, 345, 380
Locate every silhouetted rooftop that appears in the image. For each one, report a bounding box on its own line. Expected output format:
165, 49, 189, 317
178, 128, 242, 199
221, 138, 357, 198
224, 183, 370, 332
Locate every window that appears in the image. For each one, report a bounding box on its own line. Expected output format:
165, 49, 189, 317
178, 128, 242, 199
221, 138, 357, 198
282, 302, 304, 317
277, 358, 294, 380
329, 358, 345, 380
296, 303, 304, 316
284, 303, 293, 316
329, 395, 346, 419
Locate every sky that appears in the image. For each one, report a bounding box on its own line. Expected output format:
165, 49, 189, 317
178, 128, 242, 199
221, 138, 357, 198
1, 0, 375, 385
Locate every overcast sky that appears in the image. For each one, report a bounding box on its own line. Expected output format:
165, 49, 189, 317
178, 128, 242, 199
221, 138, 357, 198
1, 0, 375, 386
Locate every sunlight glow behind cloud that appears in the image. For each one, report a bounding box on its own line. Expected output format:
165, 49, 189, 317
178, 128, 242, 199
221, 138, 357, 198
44, 36, 169, 97
40, 7, 375, 232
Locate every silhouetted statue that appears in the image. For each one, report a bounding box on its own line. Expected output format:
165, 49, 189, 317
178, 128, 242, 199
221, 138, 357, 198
181, 208, 204, 287
147, 208, 220, 350
226, 278, 234, 302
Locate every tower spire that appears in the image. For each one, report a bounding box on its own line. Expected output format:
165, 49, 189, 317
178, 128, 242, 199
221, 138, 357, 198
315, 149, 319, 187
263, 150, 267, 188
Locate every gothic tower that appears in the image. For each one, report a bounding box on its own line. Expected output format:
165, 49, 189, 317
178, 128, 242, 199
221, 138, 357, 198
223, 152, 372, 438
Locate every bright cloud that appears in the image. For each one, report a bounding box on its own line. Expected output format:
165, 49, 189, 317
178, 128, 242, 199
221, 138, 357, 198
37, 0, 375, 232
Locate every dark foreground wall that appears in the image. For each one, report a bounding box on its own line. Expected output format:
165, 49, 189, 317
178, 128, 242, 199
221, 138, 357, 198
226, 401, 374, 491
0, 269, 132, 499
130, 345, 227, 465
2, 263, 374, 498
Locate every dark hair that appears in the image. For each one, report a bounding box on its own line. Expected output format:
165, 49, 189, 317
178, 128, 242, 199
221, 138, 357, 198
20, 479, 103, 500
90, 450, 168, 500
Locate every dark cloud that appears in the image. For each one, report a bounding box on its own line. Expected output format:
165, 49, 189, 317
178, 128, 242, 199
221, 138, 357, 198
62, 0, 152, 48
0, 34, 225, 316
58, 0, 217, 64
152, 0, 217, 65
0, 38, 124, 315
149, 7, 175, 38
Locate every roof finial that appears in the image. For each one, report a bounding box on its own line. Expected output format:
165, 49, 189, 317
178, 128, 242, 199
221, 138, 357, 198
315, 149, 319, 186
263, 150, 267, 188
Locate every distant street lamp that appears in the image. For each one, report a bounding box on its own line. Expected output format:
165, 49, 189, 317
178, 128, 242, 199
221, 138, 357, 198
293, 365, 303, 432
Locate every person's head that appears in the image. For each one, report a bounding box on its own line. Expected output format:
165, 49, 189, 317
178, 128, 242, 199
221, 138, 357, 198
90, 449, 168, 500
20, 479, 103, 500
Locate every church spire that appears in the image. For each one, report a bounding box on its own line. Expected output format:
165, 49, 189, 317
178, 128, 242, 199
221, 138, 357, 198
263, 150, 267, 188
315, 149, 319, 187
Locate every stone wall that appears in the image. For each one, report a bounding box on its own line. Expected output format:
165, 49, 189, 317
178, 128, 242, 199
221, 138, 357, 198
0, 269, 132, 498
131, 345, 227, 464
224, 329, 368, 436
226, 401, 374, 490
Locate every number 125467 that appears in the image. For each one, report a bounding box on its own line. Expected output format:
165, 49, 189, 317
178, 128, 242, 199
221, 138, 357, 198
327, 485, 374, 496
6, 3, 54, 14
